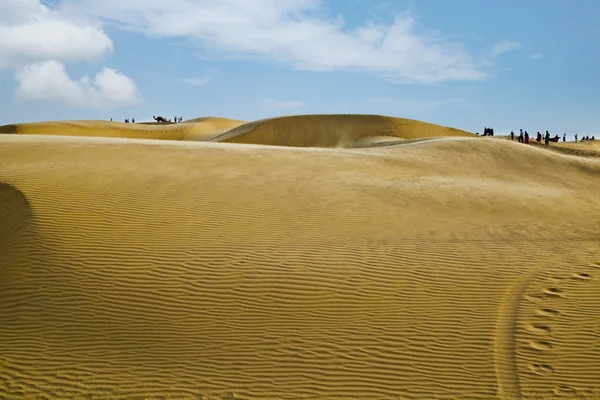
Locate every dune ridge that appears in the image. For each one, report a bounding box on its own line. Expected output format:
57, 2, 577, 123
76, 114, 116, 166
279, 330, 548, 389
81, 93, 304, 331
209, 114, 474, 147
0, 117, 246, 141
1, 133, 599, 399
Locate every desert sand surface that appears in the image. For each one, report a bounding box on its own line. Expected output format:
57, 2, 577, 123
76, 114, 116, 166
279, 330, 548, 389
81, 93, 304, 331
210, 114, 474, 147
518, 140, 600, 158
1, 115, 599, 400
550, 140, 600, 158
0, 117, 246, 142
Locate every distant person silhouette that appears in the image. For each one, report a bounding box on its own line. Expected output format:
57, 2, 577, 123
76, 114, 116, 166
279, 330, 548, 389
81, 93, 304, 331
545, 131, 550, 145
518, 129, 524, 143
510, 131, 514, 140
563, 133, 566, 142
525, 131, 530, 144
575, 134, 578, 143
132, 118, 135, 123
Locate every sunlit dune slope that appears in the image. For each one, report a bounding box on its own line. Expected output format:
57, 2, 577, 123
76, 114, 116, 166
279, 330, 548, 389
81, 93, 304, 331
551, 140, 600, 157
210, 114, 474, 147
185, 116, 246, 125
0, 117, 246, 141
1, 135, 599, 400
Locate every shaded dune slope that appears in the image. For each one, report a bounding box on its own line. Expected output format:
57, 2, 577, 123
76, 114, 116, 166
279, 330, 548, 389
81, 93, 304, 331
1, 135, 599, 400
0, 182, 32, 250
210, 114, 474, 147
0, 117, 246, 141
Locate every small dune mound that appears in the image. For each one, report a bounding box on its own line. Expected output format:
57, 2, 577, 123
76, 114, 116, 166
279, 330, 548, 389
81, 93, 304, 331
179, 117, 247, 140
210, 114, 474, 147
0, 118, 246, 142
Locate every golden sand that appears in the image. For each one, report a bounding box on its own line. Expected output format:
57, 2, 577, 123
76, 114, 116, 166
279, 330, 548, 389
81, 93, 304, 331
1, 116, 599, 399
0, 117, 246, 141
210, 114, 474, 147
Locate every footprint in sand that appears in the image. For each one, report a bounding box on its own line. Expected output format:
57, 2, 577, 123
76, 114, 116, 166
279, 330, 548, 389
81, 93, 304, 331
537, 308, 560, 317
529, 340, 553, 351
529, 363, 554, 376
572, 272, 592, 280
526, 323, 552, 335
528, 268, 595, 373
553, 384, 577, 396
542, 287, 564, 297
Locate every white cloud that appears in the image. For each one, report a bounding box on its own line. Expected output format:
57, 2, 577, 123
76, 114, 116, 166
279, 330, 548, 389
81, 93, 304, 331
14, 60, 141, 108
259, 98, 306, 111
0, 0, 113, 69
530, 53, 543, 60
0, 1, 143, 107
488, 40, 520, 57
181, 76, 212, 86
67, 0, 498, 83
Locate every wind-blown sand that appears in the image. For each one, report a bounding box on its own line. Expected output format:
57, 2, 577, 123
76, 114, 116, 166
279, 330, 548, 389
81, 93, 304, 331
0, 117, 246, 141
1, 116, 599, 399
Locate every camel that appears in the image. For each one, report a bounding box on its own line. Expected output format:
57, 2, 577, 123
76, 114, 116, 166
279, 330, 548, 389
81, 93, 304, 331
153, 116, 168, 123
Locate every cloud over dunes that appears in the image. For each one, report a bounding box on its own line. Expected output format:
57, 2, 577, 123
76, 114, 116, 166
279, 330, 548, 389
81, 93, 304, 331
15, 60, 141, 108
68, 0, 514, 83
0, 0, 112, 69
1, 0, 140, 107
488, 40, 520, 57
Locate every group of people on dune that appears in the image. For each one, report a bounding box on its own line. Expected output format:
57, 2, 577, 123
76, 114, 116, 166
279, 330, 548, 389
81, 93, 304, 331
153, 116, 184, 123
110, 116, 184, 123
510, 129, 595, 145
512, 129, 561, 145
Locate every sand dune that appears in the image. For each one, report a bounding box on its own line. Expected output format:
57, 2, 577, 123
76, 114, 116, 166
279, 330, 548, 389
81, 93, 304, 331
209, 114, 474, 147
503, 137, 600, 158
0, 117, 246, 141
1, 131, 599, 399
550, 140, 600, 158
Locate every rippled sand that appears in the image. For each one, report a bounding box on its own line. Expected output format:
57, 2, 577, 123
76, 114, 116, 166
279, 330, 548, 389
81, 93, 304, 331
1, 116, 599, 399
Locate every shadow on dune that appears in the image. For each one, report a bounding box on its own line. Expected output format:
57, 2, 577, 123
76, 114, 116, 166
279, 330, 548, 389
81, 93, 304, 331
0, 125, 18, 134
0, 182, 32, 250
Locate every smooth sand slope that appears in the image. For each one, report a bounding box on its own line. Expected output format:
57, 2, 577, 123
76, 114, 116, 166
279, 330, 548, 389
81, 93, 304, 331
209, 114, 474, 147
0, 117, 246, 141
1, 132, 599, 400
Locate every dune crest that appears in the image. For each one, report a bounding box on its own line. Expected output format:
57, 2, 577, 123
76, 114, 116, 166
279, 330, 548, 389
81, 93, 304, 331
209, 114, 474, 147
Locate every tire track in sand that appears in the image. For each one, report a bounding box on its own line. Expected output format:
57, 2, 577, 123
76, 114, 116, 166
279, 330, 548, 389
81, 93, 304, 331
493, 244, 590, 400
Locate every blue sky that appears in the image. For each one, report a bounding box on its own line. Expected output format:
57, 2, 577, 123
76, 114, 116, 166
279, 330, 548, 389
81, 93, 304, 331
1, 0, 598, 138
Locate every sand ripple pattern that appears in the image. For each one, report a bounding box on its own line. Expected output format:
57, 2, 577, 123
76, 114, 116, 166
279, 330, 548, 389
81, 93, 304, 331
1, 135, 599, 399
